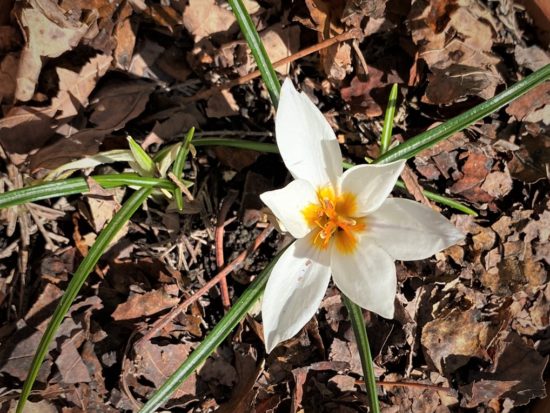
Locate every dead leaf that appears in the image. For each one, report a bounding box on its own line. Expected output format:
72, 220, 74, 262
450, 150, 494, 203
423, 64, 501, 105
15, 0, 91, 101
52, 53, 112, 120
111, 284, 180, 321
506, 82, 550, 122
421, 307, 494, 374
88, 80, 154, 130
260, 24, 300, 75
0, 53, 111, 160
340, 66, 402, 118
460, 331, 548, 408
133, 340, 197, 399
480, 170, 513, 199
508, 132, 550, 183
515, 45, 550, 72
0, 52, 18, 101
409, 0, 502, 104
206, 89, 240, 118
183, 0, 236, 42
83, 177, 125, 234
56, 338, 92, 384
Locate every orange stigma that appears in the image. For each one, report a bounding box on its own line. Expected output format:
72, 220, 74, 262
302, 187, 366, 254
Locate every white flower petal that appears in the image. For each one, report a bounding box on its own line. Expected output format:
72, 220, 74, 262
367, 198, 465, 261
262, 237, 331, 352
260, 179, 318, 238
276, 78, 342, 188
339, 160, 406, 216
331, 239, 396, 319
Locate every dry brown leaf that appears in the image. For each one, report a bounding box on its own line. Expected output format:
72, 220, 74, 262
55, 338, 92, 384
183, 0, 236, 42
480, 170, 513, 199
424, 64, 501, 105
0, 52, 18, 101
450, 151, 494, 203
460, 331, 548, 408
421, 307, 494, 374
111, 284, 180, 321
15, 0, 90, 101
88, 80, 154, 130
206, 89, 240, 118
506, 82, 550, 122
515, 45, 550, 72
260, 24, 300, 75
52, 53, 112, 120
84, 178, 124, 234
508, 132, 550, 183
400, 164, 433, 208
0, 53, 111, 160
340, 66, 402, 118
133, 340, 197, 399
410, 0, 502, 104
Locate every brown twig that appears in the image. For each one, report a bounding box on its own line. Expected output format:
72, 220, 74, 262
364, 380, 454, 394
137, 225, 274, 344
187, 29, 362, 102
215, 190, 239, 309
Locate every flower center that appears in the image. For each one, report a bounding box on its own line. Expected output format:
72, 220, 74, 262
302, 187, 366, 254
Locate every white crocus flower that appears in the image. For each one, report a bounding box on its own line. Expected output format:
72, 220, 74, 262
260, 79, 464, 352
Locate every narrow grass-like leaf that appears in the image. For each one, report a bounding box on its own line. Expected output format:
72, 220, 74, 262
193, 138, 280, 153
194, 139, 476, 215
342, 295, 380, 413
392, 180, 477, 216
377, 64, 550, 164
139, 248, 283, 413
16, 187, 153, 413
380, 83, 398, 154
173, 128, 195, 210
45, 149, 134, 181
227, 0, 281, 106
128, 136, 157, 176
0, 174, 174, 210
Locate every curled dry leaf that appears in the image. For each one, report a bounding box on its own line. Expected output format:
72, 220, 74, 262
421, 307, 494, 375
460, 331, 549, 408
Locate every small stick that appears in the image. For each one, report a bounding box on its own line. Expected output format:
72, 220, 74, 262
137, 225, 274, 343
187, 29, 362, 102
215, 190, 239, 309
367, 380, 454, 394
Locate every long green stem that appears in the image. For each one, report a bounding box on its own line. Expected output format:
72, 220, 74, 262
342, 295, 380, 413
16, 187, 153, 413
139, 248, 284, 413
377, 64, 550, 164
0, 173, 174, 209
227, 0, 281, 106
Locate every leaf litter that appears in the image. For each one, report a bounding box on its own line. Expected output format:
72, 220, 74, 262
0, 0, 549, 412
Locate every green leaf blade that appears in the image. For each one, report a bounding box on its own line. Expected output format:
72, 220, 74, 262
128, 136, 157, 176
16, 187, 153, 413
380, 83, 399, 155
227, 0, 281, 106
139, 249, 282, 413
376, 65, 550, 164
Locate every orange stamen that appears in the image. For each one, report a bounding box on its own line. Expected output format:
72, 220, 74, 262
302, 187, 366, 254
